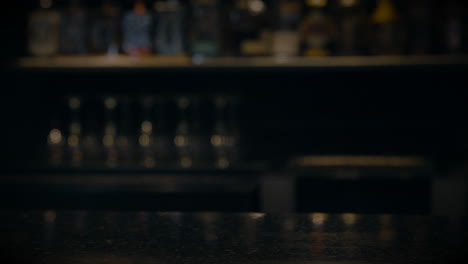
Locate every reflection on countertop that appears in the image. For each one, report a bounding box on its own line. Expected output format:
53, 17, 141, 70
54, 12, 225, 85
0, 211, 467, 264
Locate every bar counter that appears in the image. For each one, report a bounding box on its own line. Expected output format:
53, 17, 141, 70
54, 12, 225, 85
0, 212, 467, 263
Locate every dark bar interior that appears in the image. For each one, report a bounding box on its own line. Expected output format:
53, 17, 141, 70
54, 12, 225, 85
0, 0, 467, 263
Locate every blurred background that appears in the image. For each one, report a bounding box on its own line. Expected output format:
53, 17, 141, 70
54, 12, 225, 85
0, 0, 467, 215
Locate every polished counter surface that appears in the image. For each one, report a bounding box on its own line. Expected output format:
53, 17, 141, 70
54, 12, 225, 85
0, 212, 467, 264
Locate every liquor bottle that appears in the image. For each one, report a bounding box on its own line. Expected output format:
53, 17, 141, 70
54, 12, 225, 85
272, 0, 302, 58
90, 0, 121, 55
191, 0, 220, 58
369, 0, 401, 55
139, 96, 155, 167
335, 0, 365, 55
117, 96, 135, 166
60, 0, 87, 54
149, 97, 171, 167
406, 0, 433, 55
47, 120, 64, 167
441, 0, 464, 54
122, 0, 152, 56
102, 96, 118, 167
153, 0, 185, 55
174, 96, 193, 168
67, 96, 83, 166
210, 96, 231, 169
229, 0, 269, 56
28, 0, 60, 57
191, 96, 206, 166
300, 0, 334, 56
227, 96, 241, 165
82, 97, 100, 166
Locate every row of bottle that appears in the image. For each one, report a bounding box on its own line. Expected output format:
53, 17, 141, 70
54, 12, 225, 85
29, 0, 468, 58
47, 95, 240, 168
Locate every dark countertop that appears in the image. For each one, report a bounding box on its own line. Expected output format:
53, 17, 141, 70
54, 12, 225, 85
0, 212, 467, 264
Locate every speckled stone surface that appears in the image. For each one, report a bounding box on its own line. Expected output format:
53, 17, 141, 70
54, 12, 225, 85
0, 212, 467, 263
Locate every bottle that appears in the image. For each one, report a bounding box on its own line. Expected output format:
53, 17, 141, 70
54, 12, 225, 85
300, 0, 334, 56
210, 96, 231, 169
153, 0, 185, 55
28, 0, 60, 56
89, 0, 121, 55
47, 120, 64, 167
191, 0, 220, 59
102, 96, 118, 167
406, 0, 433, 55
441, 0, 464, 54
122, 0, 152, 56
272, 0, 302, 58
117, 96, 135, 166
67, 96, 83, 166
82, 97, 100, 166
60, 0, 87, 54
174, 96, 193, 168
335, 0, 365, 55
139, 96, 156, 167
369, 0, 401, 55
229, 0, 269, 56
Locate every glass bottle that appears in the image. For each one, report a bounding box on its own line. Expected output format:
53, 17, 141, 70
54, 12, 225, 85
174, 96, 193, 168
191, 0, 220, 59
28, 0, 60, 57
406, 0, 433, 55
82, 97, 100, 166
211, 96, 231, 169
60, 0, 87, 54
154, 97, 171, 167
441, 0, 464, 54
153, 0, 185, 55
117, 96, 135, 167
139, 96, 155, 168
89, 0, 121, 55
102, 96, 118, 167
335, 0, 365, 55
229, 0, 269, 56
122, 0, 152, 56
272, 0, 302, 58
67, 96, 83, 166
369, 0, 401, 55
47, 120, 64, 167
300, 0, 334, 56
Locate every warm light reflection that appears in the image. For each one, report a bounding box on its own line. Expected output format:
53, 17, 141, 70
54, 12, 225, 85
139, 134, 151, 147
103, 134, 115, 147
284, 218, 295, 231
248, 0, 265, 15
174, 135, 188, 147
307, 0, 328, 7
342, 213, 358, 226
180, 156, 192, 168
141, 121, 153, 134
48, 129, 62, 145
379, 215, 395, 241
67, 134, 80, 147
43, 210, 56, 224
104, 97, 117, 110
210, 135, 223, 146
216, 157, 230, 169
310, 213, 328, 226
340, 0, 358, 7
70, 122, 81, 134
249, 213, 265, 220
